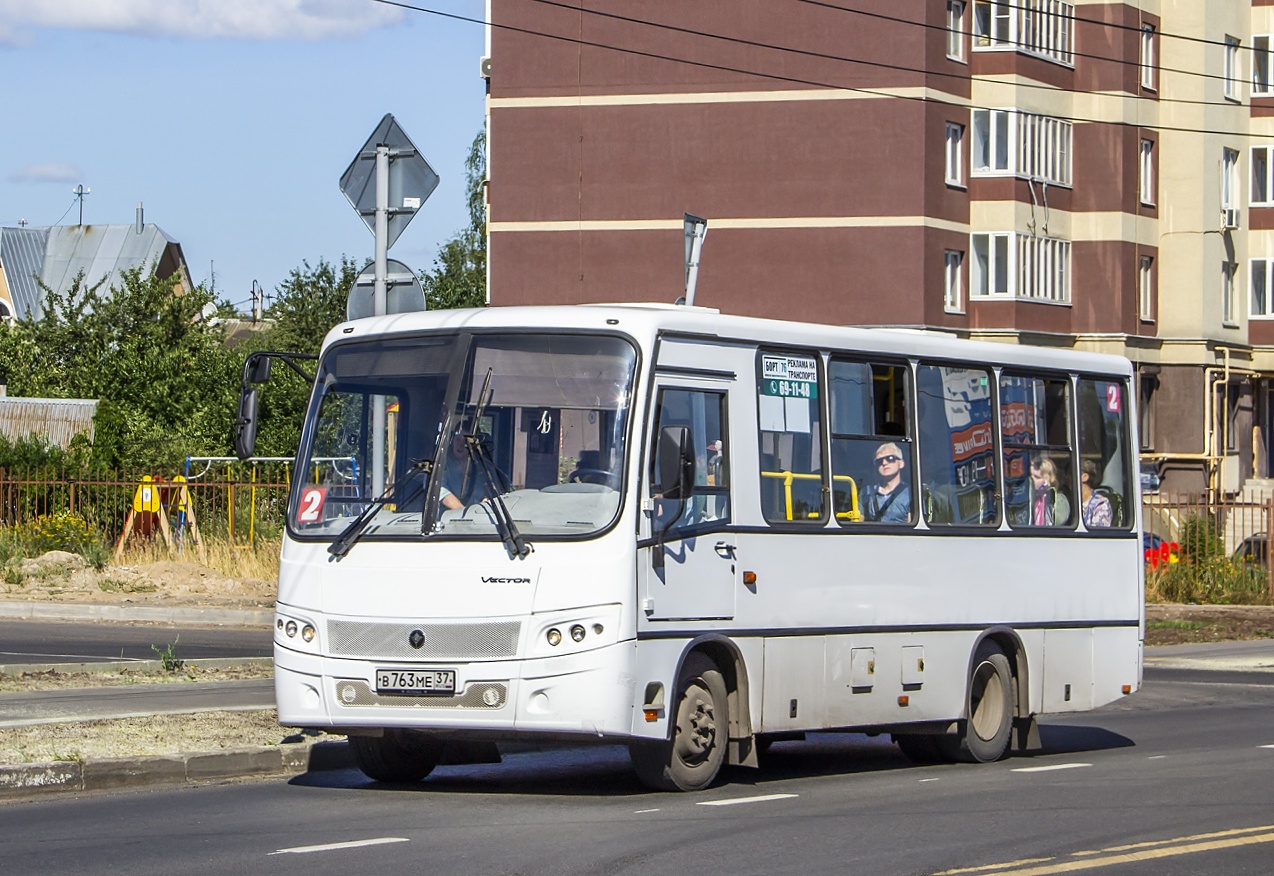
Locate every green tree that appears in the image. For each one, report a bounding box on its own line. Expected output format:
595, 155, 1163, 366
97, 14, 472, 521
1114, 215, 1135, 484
0, 267, 241, 469
421, 129, 487, 310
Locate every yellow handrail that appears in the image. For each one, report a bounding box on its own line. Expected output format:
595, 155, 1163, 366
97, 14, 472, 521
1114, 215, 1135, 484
760, 470, 862, 522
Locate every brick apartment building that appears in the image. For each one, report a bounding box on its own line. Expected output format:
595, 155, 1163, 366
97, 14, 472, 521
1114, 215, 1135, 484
483, 0, 1274, 497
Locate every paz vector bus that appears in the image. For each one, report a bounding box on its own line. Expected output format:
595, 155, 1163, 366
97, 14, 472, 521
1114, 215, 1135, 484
235, 302, 1143, 791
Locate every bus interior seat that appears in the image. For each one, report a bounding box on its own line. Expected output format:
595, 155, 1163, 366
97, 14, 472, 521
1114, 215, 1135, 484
1095, 487, 1124, 527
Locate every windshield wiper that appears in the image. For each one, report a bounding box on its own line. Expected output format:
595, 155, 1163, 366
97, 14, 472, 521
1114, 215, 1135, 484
466, 369, 531, 559
329, 459, 432, 559
465, 433, 532, 559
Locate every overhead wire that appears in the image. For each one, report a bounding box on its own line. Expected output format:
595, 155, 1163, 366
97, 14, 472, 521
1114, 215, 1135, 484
369, 0, 1270, 140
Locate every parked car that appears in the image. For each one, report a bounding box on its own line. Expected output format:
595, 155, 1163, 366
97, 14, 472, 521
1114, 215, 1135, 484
1234, 533, 1268, 568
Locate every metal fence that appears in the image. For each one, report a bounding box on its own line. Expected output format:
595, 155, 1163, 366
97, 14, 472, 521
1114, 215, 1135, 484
0, 462, 294, 547
1142, 492, 1274, 594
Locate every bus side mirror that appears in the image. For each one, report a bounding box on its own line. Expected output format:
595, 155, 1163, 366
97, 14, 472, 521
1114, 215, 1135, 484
246, 353, 272, 384
233, 387, 259, 461
657, 425, 695, 500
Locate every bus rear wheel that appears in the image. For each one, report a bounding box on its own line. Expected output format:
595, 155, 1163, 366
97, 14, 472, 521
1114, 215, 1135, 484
630, 653, 729, 791
939, 641, 1014, 763
349, 729, 442, 783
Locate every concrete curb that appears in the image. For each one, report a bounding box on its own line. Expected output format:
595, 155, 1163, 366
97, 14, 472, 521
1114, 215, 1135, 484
0, 657, 273, 677
0, 601, 272, 628
0, 740, 353, 800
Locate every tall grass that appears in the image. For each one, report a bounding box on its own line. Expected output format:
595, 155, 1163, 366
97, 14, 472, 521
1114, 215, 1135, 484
116, 537, 281, 581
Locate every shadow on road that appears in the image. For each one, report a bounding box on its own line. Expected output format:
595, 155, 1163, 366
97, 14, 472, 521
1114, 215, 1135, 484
288, 725, 1135, 797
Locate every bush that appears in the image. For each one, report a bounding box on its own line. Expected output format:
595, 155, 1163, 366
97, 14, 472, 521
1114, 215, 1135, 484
13, 512, 109, 569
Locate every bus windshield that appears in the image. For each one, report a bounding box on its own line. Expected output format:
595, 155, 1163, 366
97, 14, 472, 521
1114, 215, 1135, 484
290, 331, 638, 544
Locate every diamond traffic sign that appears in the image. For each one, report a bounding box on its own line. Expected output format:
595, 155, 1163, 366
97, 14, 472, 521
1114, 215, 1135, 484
340, 114, 439, 250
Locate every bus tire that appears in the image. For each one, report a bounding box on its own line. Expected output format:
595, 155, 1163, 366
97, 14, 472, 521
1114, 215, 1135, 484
349, 729, 442, 783
630, 652, 729, 791
940, 641, 1014, 763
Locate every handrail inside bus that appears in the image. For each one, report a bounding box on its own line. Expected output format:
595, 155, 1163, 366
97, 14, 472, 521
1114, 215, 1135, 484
760, 470, 861, 522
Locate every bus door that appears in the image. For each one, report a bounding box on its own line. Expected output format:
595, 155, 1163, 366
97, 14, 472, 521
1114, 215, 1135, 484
640, 379, 737, 621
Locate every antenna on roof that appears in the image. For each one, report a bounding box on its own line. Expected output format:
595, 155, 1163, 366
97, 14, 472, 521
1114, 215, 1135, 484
72, 184, 90, 226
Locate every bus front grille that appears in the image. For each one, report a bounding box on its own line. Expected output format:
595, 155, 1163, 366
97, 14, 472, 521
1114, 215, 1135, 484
327, 620, 521, 660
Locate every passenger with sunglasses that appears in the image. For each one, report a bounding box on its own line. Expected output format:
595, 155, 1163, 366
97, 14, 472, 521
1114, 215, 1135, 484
862, 441, 912, 523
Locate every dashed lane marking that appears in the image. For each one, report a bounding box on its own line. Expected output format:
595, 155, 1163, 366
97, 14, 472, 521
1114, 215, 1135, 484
697, 793, 798, 807
270, 837, 410, 855
1010, 763, 1091, 773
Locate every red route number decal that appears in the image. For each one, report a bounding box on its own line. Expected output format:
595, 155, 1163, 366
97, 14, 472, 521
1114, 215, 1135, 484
1106, 385, 1121, 413
297, 487, 327, 522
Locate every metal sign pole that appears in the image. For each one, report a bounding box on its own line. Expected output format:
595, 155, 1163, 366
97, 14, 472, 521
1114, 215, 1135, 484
371, 144, 390, 495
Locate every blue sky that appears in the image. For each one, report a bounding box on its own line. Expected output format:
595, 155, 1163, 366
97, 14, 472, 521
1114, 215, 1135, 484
0, 0, 487, 313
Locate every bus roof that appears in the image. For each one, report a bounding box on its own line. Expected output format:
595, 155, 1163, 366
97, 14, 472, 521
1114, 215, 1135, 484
322, 303, 1133, 377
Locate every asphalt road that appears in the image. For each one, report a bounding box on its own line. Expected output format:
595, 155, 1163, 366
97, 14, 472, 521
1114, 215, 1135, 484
0, 620, 272, 667
3, 670, 1274, 876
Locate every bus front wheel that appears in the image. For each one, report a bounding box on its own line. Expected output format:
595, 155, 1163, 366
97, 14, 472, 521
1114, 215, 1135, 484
940, 641, 1014, 763
630, 653, 729, 791
349, 729, 442, 783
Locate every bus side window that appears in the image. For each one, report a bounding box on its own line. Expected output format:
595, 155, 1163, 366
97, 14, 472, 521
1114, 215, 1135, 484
916, 364, 999, 527
650, 388, 730, 527
1001, 373, 1074, 529
757, 350, 825, 524
1076, 378, 1132, 529
828, 359, 914, 525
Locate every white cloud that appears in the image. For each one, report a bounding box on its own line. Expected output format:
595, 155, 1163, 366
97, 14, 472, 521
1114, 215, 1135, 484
8, 163, 83, 184
0, 0, 406, 42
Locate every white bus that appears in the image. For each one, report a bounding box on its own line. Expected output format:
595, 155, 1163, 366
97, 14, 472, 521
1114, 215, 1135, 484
240, 303, 1143, 791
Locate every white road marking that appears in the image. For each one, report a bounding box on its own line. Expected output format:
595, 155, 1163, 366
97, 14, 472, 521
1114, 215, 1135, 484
634, 808, 661, 814
1010, 763, 1092, 773
270, 837, 409, 855
697, 793, 798, 807
1259, 744, 1274, 749
1148, 755, 1167, 759
919, 778, 941, 783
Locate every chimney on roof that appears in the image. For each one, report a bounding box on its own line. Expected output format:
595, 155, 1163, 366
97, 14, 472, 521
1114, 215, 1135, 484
136, 201, 144, 234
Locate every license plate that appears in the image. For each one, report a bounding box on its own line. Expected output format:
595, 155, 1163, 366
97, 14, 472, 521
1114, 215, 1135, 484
375, 668, 456, 696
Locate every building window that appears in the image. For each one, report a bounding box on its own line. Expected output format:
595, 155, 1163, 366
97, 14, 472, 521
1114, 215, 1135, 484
1254, 148, 1274, 206
1222, 149, 1240, 225
1253, 259, 1274, 318
1257, 36, 1273, 96
945, 123, 965, 187
1223, 262, 1238, 326
973, 0, 1073, 66
971, 233, 1070, 303
945, 250, 964, 313
947, 1, 966, 62
971, 109, 1072, 186
1225, 36, 1241, 101
1139, 255, 1154, 321
1140, 140, 1155, 206
1141, 24, 1157, 91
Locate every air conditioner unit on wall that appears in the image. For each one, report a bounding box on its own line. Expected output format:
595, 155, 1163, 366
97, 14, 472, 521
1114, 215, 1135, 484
480, 56, 491, 79
1222, 207, 1241, 229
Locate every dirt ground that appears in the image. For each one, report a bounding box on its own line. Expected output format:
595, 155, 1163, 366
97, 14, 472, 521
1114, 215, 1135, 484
0, 550, 275, 612
1144, 602, 1274, 645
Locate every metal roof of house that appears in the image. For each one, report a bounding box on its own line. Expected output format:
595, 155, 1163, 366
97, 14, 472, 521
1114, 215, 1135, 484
0, 223, 185, 321
0, 397, 97, 449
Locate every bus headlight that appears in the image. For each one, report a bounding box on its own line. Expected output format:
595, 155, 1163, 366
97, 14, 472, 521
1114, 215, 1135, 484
301, 624, 316, 643
547, 628, 562, 646
285, 620, 298, 638
570, 624, 586, 642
